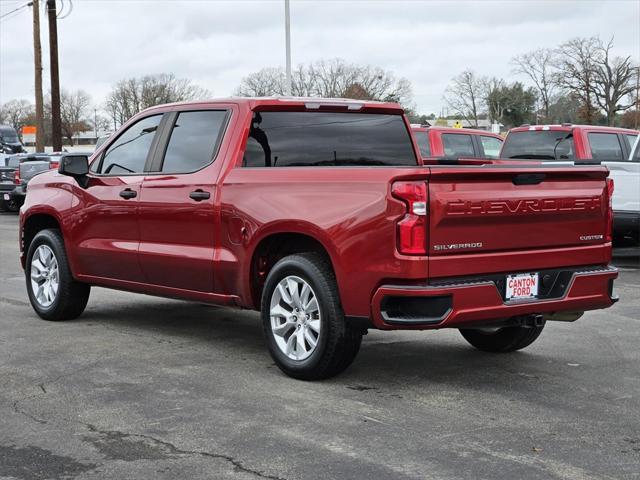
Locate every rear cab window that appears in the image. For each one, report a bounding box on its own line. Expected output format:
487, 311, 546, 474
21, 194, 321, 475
501, 130, 575, 160
242, 111, 417, 167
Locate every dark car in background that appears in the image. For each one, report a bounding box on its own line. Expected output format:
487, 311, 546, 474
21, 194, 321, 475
1, 155, 21, 211
0, 125, 27, 154
1, 153, 62, 212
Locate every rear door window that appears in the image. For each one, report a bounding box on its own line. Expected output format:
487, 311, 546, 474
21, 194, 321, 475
413, 131, 431, 157
242, 111, 416, 167
441, 133, 475, 158
160, 110, 228, 173
480, 136, 502, 159
588, 133, 623, 161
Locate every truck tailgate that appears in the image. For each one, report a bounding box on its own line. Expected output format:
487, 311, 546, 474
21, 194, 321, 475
427, 165, 610, 277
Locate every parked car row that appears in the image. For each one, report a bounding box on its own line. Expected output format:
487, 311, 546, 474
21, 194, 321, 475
0, 153, 63, 212
17, 97, 621, 380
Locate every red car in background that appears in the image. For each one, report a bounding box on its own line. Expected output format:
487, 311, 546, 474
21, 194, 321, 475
411, 125, 503, 159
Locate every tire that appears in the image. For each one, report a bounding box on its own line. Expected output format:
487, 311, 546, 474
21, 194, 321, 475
261, 253, 362, 380
25, 228, 90, 321
1, 198, 19, 212
459, 325, 544, 353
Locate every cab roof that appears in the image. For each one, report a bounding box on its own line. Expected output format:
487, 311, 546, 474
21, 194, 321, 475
142, 96, 404, 114
509, 124, 639, 134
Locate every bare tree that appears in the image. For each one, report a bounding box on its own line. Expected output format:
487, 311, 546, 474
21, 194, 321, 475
554, 37, 602, 124
511, 48, 556, 120
482, 77, 505, 124
591, 38, 638, 125
0, 99, 34, 132
235, 59, 413, 107
444, 70, 484, 127
235, 68, 287, 97
59, 89, 91, 145
105, 73, 210, 128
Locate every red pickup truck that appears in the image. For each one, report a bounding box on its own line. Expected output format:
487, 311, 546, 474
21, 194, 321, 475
19, 98, 618, 380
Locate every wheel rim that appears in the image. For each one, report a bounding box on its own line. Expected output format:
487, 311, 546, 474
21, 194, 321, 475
30, 245, 59, 308
269, 275, 321, 361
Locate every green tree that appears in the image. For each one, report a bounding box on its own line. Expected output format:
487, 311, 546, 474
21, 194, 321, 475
485, 82, 537, 128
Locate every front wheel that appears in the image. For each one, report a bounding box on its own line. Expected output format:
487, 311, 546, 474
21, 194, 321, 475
25, 229, 90, 321
261, 253, 362, 380
459, 325, 544, 353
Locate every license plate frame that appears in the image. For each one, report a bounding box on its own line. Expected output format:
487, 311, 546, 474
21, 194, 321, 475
505, 272, 539, 300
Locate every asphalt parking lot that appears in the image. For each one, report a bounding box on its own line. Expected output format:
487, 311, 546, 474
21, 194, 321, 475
0, 212, 638, 480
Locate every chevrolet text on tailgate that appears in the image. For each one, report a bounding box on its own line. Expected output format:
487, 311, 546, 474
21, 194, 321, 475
19, 98, 618, 380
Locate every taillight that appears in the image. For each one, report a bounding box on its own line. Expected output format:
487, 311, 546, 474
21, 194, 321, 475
13, 169, 20, 185
605, 177, 614, 242
49, 161, 59, 169
391, 181, 427, 255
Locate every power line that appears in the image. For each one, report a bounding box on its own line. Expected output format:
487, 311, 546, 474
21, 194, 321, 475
0, 1, 33, 20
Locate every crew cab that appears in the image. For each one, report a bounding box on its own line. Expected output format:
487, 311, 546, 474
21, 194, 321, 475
19, 98, 618, 380
501, 124, 639, 243
411, 125, 503, 159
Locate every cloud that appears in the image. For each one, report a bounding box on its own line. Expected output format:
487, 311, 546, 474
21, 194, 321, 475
1, 0, 638, 114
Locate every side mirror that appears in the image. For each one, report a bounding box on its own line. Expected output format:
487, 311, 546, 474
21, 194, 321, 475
59, 154, 89, 187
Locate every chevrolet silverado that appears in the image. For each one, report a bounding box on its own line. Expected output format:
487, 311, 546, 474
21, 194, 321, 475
19, 98, 618, 379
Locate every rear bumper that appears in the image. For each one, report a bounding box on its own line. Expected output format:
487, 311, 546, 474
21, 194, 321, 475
371, 266, 618, 330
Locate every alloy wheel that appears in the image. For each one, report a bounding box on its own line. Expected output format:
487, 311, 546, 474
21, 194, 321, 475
30, 245, 59, 308
269, 275, 321, 361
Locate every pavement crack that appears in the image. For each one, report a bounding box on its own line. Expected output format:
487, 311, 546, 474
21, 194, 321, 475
12, 395, 47, 425
84, 424, 287, 480
11, 363, 99, 426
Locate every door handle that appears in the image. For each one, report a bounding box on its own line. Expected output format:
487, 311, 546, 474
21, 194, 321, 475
119, 188, 137, 199
189, 189, 210, 201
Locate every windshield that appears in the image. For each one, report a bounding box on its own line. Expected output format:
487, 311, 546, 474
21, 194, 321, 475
501, 130, 575, 160
1, 135, 19, 143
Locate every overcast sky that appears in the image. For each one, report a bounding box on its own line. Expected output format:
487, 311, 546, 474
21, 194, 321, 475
1, 0, 639, 114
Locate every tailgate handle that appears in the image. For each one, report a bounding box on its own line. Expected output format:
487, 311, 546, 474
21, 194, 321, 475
512, 173, 546, 185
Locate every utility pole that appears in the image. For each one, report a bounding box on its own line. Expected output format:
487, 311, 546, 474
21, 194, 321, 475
31, 0, 45, 152
47, 0, 62, 151
284, 0, 292, 96
634, 65, 640, 130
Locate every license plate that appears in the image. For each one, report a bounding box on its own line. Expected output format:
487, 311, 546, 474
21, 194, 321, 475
506, 273, 539, 300
3, 194, 9, 201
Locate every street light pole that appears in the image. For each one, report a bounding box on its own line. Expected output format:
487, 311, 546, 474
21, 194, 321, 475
284, 0, 292, 96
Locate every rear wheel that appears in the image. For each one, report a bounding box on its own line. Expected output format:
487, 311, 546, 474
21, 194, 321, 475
459, 325, 544, 353
25, 229, 90, 321
1, 198, 19, 212
261, 253, 362, 380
